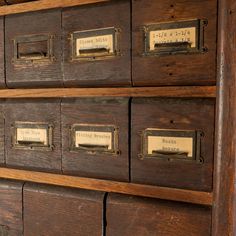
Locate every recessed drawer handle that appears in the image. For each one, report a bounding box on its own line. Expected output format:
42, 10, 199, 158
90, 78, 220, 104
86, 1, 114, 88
17, 140, 45, 145
79, 48, 110, 56
152, 150, 189, 157
154, 41, 192, 49
78, 144, 109, 150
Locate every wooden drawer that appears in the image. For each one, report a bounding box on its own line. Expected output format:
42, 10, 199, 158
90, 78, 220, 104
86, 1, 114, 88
131, 98, 215, 191
0, 102, 4, 165
132, 0, 217, 86
106, 193, 211, 236
0, 17, 5, 88
0, 180, 23, 236
62, 0, 131, 87
4, 99, 61, 172
23, 183, 104, 236
5, 9, 63, 88
61, 98, 129, 181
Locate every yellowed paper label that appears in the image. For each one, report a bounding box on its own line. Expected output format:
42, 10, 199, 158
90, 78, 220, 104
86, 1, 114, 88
75, 131, 112, 150
76, 34, 113, 56
16, 128, 48, 145
149, 27, 196, 50
148, 136, 193, 157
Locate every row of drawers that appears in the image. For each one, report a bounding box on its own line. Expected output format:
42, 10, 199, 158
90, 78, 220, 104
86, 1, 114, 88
0, 98, 215, 191
0, 0, 217, 88
1, 180, 211, 236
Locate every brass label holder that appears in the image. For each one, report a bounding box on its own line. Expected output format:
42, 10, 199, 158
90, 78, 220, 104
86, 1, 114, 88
143, 19, 208, 56
70, 124, 120, 155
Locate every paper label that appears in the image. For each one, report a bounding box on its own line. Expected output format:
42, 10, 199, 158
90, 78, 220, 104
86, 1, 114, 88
16, 128, 48, 145
149, 27, 196, 50
75, 131, 112, 150
148, 136, 193, 157
76, 34, 113, 56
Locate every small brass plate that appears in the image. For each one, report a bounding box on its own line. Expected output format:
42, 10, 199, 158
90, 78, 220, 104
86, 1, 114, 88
139, 128, 203, 163
12, 122, 53, 151
12, 34, 54, 64
70, 27, 120, 61
143, 19, 207, 56
70, 124, 120, 155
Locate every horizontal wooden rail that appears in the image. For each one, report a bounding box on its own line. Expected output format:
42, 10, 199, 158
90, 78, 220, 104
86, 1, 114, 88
0, 167, 213, 206
0, 0, 109, 16
0, 86, 216, 98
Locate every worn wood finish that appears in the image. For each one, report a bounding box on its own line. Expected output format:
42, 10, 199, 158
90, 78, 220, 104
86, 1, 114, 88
0, 167, 213, 205
212, 0, 236, 235
4, 99, 62, 172
0, 0, 109, 16
0, 17, 5, 88
2, 0, 35, 5
5, 9, 63, 88
24, 183, 104, 236
0, 86, 217, 98
131, 98, 215, 191
132, 0, 217, 86
0, 179, 23, 236
0, 103, 5, 165
107, 193, 212, 236
63, 0, 131, 87
62, 98, 129, 181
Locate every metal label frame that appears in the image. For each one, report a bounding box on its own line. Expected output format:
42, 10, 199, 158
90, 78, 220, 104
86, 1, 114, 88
12, 34, 54, 64
139, 129, 203, 164
70, 124, 120, 155
12, 122, 54, 151
70, 27, 121, 61
143, 19, 207, 56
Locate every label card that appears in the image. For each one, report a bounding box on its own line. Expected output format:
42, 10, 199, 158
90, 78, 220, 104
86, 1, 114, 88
16, 128, 48, 145
75, 131, 112, 150
149, 27, 196, 50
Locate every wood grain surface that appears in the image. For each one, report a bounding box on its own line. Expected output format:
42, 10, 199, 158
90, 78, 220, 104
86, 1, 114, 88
0, 0, 109, 16
0, 167, 213, 205
0, 86, 216, 98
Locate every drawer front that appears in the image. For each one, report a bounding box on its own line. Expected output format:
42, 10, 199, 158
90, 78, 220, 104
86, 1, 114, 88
62, 98, 129, 181
107, 194, 211, 236
62, 1, 131, 87
0, 17, 5, 88
23, 183, 104, 236
4, 99, 61, 172
0, 103, 4, 165
131, 98, 215, 191
5, 10, 63, 88
0, 180, 23, 236
132, 0, 217, 86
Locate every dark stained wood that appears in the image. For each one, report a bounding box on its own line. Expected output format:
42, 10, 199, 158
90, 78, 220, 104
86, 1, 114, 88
3, 0, 35, 5
0, 17, 5, 88
0, 0, 109, 16
107, 193, 212, 236
0, 86, 217, 98
132, 0, 217, 86
0, 103, 5, 165
4, 99, 62, 172
131, 98, 215, 191
0, 179, 23, 236
212, 0, 236, 235
0, 167, 213, 206
24, 183, 104, 236
62, 98, 129, 181
62, 0, 131, 87
5, 9, 63, 88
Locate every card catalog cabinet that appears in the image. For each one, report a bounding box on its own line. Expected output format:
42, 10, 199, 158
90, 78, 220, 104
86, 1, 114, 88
0, 180, 23, 236
132, 0, 217, 86
106, 194, 211, 236
131, 98, 215, 191
5, 9, 63, 88
24, 183, 104, 236
61, 98, 129, 181
4, 99, 61, 172
62, 0, 131, 87
0, 17, 4, 88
